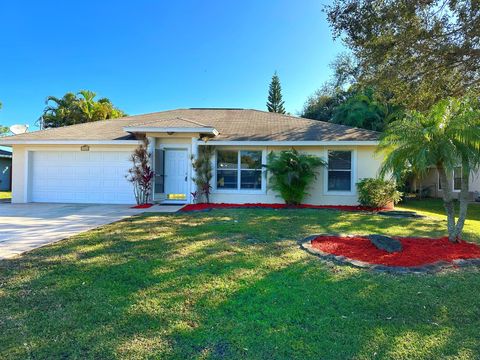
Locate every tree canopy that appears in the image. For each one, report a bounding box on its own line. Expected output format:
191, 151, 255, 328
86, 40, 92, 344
301, 85, 401, 131
326, 0, 480, 110
39, 90, 126, 129
331, 87, 402, 131
266, 72, 286, 114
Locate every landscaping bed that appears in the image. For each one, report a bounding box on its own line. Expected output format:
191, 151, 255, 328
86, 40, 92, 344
302, 234, 480, 273
180, 202, 390, 212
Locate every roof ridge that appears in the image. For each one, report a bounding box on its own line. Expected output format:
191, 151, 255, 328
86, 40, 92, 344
127, 116, 210, 128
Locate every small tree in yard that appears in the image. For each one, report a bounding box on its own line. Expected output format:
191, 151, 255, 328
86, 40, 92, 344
265, 149, 326, 205
127, 139, 154, 205
379, 95, 480, 242
191, 145, 214, 203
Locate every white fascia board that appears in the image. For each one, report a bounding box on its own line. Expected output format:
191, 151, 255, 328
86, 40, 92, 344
0, 140, 142, 145
123, 126, 219, 136
0, 154, 12, 158
198, 140, 379, 146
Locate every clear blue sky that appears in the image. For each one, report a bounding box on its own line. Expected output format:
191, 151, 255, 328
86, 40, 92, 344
0, 0, 343, 130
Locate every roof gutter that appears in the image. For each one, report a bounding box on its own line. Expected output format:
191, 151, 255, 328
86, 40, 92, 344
197, 140, 380, 146
0, 140, 142, 145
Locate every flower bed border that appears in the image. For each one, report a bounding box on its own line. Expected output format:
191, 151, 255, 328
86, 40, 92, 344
300, 234, 480, 274
180, 203, 389, 213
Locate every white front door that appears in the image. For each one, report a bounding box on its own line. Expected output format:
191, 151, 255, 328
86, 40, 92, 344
164, 149, 189, 202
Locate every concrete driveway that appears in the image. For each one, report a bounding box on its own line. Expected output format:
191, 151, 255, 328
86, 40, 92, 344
0, 203, 182, 259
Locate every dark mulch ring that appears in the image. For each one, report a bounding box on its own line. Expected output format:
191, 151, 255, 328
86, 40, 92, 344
301, 234, 480, 274
377, 210, 426, 218
180, 203, 390, 212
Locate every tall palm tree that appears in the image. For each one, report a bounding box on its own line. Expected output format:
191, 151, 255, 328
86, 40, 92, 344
378, 95, 480, 242
39, 92, 80, 128
77, 90, 97, 121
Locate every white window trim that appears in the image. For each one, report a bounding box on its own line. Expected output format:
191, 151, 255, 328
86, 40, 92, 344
323, 149, 357, 195
213, 149, 267, 194
438, 167, 462, 193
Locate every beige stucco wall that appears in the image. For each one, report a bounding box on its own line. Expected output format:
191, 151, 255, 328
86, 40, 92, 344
209, 145, 383, 206
419, 168, 480, 200
11, 144, 138, 203
11, 140, 384, 206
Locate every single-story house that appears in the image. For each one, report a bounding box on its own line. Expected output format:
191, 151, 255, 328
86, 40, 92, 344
0, 108, 384, 205
414, 168, 480, 201
0, 149, 12, 191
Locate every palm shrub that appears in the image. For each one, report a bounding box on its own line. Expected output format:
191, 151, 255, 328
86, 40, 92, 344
378, 95, 480, 242
126, 139, 154, 205
265, 149, 326, 205
357, 178, 402, 208
191, 145, 214, 203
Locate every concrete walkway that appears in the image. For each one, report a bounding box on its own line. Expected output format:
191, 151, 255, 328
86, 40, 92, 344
0, 203, 183, 259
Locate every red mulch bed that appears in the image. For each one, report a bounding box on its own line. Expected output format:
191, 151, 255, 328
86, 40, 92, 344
311, 235, 480, 267
180, 203, 388, 212
131, 204, 154, 209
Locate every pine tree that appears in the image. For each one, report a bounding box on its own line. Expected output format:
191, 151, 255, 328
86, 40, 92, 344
266, 72, 286, 114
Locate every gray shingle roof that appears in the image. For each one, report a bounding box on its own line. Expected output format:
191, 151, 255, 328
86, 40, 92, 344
0, 109, 380, 143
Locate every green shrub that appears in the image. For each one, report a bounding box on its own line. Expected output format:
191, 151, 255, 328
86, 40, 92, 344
356, 178, 402, 208
265, 149, 326, 205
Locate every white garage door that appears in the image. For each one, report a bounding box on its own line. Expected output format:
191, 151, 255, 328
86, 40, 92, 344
30, 151, 136, 204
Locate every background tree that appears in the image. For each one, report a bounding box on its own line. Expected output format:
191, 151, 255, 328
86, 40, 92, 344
378, 95, 480, 242
266, 72, 286, 114
301, 85, 401, 131
326, 0, 480, 110
39, 90, 126, 129
301, 85, 347, 122
301, 53, 402, 131
331, 87, 402, 131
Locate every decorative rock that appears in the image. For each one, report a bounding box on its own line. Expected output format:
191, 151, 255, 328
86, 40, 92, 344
367, 234, 403, 253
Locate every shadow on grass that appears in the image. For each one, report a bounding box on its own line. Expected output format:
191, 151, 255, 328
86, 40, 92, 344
1, 209, 479, 359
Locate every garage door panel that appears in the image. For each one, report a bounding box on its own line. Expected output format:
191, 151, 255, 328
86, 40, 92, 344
31, 151, 135, 204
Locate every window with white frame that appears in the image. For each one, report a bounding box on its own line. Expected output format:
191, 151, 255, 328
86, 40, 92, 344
216, 150, 263, 190
453, 166, 462, 191
327, 150, 352, 192
438, 166, 462, 191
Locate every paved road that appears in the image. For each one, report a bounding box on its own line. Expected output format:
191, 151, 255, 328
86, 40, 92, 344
0, 203, 182, 259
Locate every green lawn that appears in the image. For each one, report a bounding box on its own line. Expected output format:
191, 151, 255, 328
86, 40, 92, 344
0, 191, 11, 199
397, 198, 480, 240
1, 202, 480, 359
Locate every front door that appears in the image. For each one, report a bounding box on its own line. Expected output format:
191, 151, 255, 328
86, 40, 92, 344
164, 149, 189, 202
